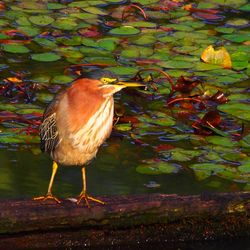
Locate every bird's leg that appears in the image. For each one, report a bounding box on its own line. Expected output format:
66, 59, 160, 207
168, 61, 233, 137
34, 161, 61, 204
77, 167, 105, 207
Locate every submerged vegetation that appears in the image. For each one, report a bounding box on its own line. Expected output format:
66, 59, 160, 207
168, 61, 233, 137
0, 0, 249, 197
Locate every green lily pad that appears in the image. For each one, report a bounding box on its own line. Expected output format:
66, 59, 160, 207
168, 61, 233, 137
125, 21, 157, 28
189, 163, 226, 180
34, 37, 57, 48
16, 108, 43, 115
84, 7, 107, 15
131, 0, 159, 4
18, 26, 40, 37
106, 66, 138, 76
0, 20, 9, 26
70, 13, 98, 20
136, 161, 179, 175
47, 3, 66, 10
2, 44, 30, 54
31, 53, 61, 62
226, 18, 249, 27
16, 16, 31, 26
109, 26, 140, 36
206, 136, 236, 147
52, 18, 78, 30
29, 15, 54, 26
37, 93, 54, 103
162, 148, 201, 161
239, 3, 250, 11
238, 161, 250, 173
157, 60, 194, 69
131, 35, 156, 45
215, 27, 235, 34
51, 75, 74, 84
57, 36, 82, 46
223, 34, 250, 43
114, 123, 132, 131
163, 24, 193, 32
231, 52, 249, 70
0, 131, 39, 144
98, 38, 117, 51
218, 102, 250, 122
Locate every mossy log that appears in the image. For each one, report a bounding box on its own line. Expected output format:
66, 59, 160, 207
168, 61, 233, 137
0, 192, 249, 249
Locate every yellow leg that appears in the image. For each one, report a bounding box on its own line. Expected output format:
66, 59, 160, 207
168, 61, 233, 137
77, 167, 105, 207
34, 161, 61, 204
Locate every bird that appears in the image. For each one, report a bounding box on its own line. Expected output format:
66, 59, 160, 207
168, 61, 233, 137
34, 69, 143, 206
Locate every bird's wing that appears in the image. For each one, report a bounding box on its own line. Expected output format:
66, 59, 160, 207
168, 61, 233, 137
40, 96, 61, 153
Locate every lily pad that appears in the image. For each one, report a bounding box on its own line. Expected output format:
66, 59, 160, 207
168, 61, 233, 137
31, 53, 61, 62
223, 34, 250, 43
125, 21, 157, 28
218, 102, 250, 122
29, 15, 54, 26
136, 161, 179, 175
52, 18, 78, 30
206, 136, 236, 147
162, 148, 201, 161
84, 7, 107, 15
189, 163, 226, 180
2, 44, 30, 54
226, 18, 249, 27
114, 123, 132, 131
106, 66, 138, 76
109, 26, 140, 35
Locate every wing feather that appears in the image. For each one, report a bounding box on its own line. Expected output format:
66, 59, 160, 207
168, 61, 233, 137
40, 96, 62, 153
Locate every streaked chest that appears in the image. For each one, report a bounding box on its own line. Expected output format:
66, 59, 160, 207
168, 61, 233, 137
69, 97, 114, 152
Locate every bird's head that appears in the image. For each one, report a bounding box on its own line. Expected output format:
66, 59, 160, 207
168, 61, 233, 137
80, 69, 144, 98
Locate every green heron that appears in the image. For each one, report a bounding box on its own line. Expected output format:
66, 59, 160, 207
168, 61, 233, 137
34, 70, 143, 206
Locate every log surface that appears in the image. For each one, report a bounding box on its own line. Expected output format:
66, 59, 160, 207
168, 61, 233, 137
0, 192, 249, 249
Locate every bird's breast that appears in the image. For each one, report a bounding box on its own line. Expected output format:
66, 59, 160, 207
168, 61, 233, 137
69, 97, 114, 153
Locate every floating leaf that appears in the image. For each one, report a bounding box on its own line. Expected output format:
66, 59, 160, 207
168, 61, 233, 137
206, 136, 236, 147
218, 102, 250, 122
215, 26, 235, 34
125, 21, 157, 28
84, 7, 107, 15
51, 75, 74, 84
136, 161, 179, 175
47, 3, 66, 10
162, 148, 201, 161
226, 18, 249, 27
52, 18, 77, 30
201, 45, 232, 69
2, 44, 30, 53
109, 26, 140, 35
223, 34, 250, 43
114, 123, 132, 131
106, 66, 138, 76
189, 163, 226, 180
31, 53, 61, 62
29, 15, 54, 26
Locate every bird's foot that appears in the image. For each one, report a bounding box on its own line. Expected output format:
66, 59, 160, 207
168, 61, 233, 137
77, 192, 105, 207
33, 193, 61, 204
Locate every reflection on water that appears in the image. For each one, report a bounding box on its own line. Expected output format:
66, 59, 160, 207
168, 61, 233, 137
0, 135, 242, 199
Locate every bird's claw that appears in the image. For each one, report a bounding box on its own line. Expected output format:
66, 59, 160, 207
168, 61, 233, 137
77, 193, 105, 207
33, 193, 61, 204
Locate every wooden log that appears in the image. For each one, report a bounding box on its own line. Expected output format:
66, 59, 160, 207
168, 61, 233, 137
0, 192, 249, 249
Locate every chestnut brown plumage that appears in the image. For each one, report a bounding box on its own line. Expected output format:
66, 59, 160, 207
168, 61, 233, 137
34, 70, 143, 206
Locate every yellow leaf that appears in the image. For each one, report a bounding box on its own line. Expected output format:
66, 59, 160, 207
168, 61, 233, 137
201, 45, 232, 69
6, 77, 22, 83
183, 4, 192, 10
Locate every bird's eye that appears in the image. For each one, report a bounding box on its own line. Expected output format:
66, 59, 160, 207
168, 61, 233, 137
101, 77, 117, 84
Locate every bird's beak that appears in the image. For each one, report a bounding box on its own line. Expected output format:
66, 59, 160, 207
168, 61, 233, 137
115, 81, 145, 88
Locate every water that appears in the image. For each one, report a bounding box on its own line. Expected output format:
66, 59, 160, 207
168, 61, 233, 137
0, 0, 249, 201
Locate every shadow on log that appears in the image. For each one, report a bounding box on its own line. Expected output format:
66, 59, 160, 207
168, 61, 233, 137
0, 192, 249, 249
